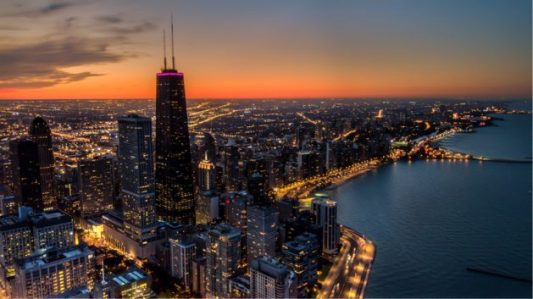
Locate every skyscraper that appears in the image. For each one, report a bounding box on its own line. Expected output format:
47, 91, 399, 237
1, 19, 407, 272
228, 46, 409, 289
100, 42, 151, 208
118, 114, 156, 237
155, 22, 195, 224
312, 195, 340, 255
198, 152, 216, 193
206, 223, 241, 297
29, 117, 56, 210
246, 205, 279, 265
78, 156, 114, 217
9, 138, 42, 211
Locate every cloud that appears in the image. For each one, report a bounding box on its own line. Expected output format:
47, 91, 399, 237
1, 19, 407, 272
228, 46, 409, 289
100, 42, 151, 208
95, 15, 123, 24
0, 36, 127, 89
1, 1, 78, 18
107, 21, 157, 34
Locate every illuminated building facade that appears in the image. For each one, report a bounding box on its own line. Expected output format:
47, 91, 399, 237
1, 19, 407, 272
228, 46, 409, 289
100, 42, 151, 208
78, 156, 114, 217
246, 205, 278, 264
282, 232, 320, 297
12, 245, 94, 298
29, 117, 56, 210
117, 114, 156, 238
170, 238, 195, 290
198, 152, 216, 193
250, 256, 297, 299
94, 267, 151, 299
312, 195, 340, 255
206, 223, 241, 297
155, 68, 195, 225
0, 208, 74, 279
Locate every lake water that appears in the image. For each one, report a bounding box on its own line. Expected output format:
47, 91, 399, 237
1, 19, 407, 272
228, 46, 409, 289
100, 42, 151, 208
332, 113, 532, 297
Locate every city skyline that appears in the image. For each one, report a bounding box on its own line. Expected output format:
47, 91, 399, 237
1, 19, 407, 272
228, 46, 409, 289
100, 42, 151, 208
0, 0, 531, 100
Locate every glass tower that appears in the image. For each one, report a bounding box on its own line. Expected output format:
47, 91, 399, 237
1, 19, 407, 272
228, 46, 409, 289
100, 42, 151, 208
118, 114, 156, 235
155, 69, 195, 224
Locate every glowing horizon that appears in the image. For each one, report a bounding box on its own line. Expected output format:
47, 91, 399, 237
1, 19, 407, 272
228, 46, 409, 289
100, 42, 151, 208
0, 0, 531, 101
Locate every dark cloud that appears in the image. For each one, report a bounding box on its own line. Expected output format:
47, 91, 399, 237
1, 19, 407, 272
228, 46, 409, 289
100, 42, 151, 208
95, 15, 123, 24
1, 1, 78, 18
41, 2, 73, 14
0, 37, 127, 89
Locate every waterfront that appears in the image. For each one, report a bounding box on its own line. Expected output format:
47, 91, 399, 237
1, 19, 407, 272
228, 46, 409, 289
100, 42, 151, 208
332, 113, 532, 297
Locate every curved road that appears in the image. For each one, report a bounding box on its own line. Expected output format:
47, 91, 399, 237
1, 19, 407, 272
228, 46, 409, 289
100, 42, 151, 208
318, 226, 376, 299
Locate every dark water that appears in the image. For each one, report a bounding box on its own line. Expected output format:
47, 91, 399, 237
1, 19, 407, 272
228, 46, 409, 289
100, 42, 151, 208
332, 113, 532, 298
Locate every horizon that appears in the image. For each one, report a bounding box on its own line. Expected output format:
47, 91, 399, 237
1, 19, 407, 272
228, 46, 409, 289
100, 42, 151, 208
0, 0, 531, 100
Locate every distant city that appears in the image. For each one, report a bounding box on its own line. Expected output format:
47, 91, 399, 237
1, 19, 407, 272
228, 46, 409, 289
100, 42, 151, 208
0, 69, 527, 298
0, 1, 531, 298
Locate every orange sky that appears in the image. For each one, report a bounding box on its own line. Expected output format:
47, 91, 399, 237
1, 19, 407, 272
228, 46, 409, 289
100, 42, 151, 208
0, 0, 531, 100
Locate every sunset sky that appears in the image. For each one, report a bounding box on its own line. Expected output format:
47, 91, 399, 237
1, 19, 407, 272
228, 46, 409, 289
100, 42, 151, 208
0, 0, 531, 100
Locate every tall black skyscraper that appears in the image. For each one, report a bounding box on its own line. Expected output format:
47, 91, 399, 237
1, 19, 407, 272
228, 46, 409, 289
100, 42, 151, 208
118, 114, 157, 238
29, 117, 56, 210
155, 21, 195, 224
9, 138, 42, 210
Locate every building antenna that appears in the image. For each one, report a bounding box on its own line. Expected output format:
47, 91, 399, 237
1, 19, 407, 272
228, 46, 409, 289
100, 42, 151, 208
171, 14, 176, 69
163, 30, 168, 70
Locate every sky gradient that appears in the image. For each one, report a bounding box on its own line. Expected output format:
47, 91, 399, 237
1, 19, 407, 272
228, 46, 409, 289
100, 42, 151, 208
0, 0, 531, 100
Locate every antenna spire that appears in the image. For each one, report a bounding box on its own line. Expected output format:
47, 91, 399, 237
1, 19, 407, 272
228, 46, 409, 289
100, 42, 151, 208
171, 14, 176, 69
163, 30, 168, 70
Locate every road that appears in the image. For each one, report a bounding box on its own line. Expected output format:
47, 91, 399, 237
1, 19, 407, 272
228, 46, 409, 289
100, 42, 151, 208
318, 226, 376, 299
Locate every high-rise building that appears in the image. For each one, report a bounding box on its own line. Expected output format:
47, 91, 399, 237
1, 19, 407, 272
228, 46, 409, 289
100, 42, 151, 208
223, 141, 240, 191
247, 173, 270, 205
191, 256, 206, 297
12, 245, 94, 298
198, 152, 216, 193
29, 117, 56, 210
170, 238, 195, 290
312, 195, 340, 255
206, 223, 241, 298
196, 191, 219, 225
282, 232, 320, 297
155, 56, 195, 225
246, 205, 279, 264
0, 208, 75, 278
297, 150, 320, 179
250, 256, 297, 299
9, 138, 42, 211
117, 114, 156, 237
78, 156, 114, 217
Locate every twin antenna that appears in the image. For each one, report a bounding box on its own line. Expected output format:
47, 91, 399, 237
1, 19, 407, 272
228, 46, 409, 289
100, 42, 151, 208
162, 14, 176, 70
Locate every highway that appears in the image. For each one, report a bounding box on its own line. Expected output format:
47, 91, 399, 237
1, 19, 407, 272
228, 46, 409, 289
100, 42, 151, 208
318, 226, 376, 299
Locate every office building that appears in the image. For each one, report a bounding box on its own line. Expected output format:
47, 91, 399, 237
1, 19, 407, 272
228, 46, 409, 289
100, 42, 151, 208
250, 256, 297, 299
94, 267, 152, 299
29, 117, 56, 210
78, 156, 114, 217
155, 41, 195, 224
117, 114, 157, 238
191, 256, 206, 297
198, 152, 216, 193
206, 223, 241, 297
9, 138, 43, 211
247, 205, 278, 264
0, 208, 74, 278
312, 195, 340, 255
282, 232, 320, 297
12, 245, 94, 298
170, 238, 195, 290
